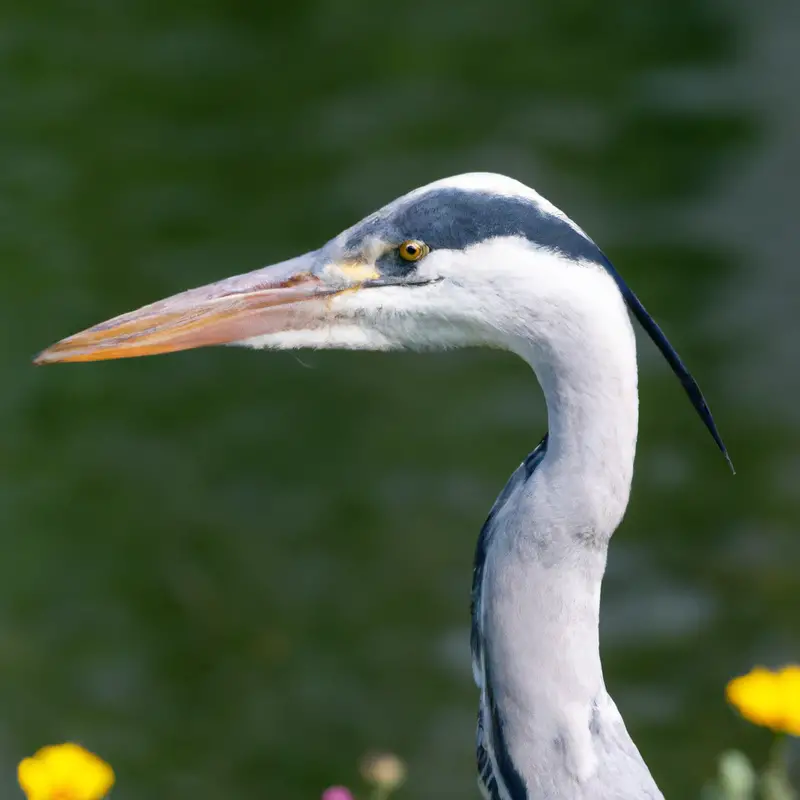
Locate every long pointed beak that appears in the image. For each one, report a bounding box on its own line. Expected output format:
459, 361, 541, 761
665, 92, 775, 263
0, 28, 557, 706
34, 252, 342, 364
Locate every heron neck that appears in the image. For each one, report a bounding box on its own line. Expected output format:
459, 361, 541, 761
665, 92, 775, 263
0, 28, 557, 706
512, 283, 639, 520
535, 338, 638, 520
480, 285, 655, 793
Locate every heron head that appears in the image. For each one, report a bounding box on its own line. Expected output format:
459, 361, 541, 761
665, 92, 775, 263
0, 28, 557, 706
33, 173, 591, 359
35, 172, 731, 468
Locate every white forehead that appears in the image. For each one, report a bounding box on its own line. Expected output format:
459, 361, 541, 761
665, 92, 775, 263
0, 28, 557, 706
397, 172, 586, 236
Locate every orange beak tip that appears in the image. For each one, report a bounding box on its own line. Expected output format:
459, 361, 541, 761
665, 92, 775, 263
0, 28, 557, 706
32, 347, 60, 366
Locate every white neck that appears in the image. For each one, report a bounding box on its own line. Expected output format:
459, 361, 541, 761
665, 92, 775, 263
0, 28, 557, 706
479, 257, 660, 796
507, 255, 640, 515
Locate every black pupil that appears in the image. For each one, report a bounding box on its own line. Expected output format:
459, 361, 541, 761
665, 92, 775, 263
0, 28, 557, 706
405, 243, 418, 255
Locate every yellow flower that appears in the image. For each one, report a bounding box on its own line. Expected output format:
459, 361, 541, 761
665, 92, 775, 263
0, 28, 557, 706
726, 665, 800, 736
18, 743, 115, 800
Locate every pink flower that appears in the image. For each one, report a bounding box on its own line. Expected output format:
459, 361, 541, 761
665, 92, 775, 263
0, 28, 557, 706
322, 787, 354, 800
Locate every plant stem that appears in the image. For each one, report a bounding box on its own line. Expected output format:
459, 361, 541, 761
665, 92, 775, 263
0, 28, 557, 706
769, 735, 789, 773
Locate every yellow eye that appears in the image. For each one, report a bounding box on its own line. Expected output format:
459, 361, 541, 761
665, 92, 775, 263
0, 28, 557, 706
398, 240, 429, 262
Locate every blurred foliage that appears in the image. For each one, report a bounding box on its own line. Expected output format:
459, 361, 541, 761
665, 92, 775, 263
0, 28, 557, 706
704, 744, 797, 800
0, 0, 796, 798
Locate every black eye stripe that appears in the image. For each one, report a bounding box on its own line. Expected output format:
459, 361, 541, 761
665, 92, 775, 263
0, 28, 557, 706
343, 189, 602, 265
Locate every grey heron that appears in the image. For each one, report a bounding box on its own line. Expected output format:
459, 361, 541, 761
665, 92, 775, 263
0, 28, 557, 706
36, 173, 731, 799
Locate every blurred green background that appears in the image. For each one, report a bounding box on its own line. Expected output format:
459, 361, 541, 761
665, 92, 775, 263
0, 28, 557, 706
1, 0, 798, 797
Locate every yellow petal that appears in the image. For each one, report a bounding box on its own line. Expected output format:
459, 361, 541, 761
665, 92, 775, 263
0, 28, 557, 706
777, 666, 800, 736
18, 756, 52, 800
726, 667, 784, 730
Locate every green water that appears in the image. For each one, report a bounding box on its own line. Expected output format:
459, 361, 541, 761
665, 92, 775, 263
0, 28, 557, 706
1, 1, 797, 797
